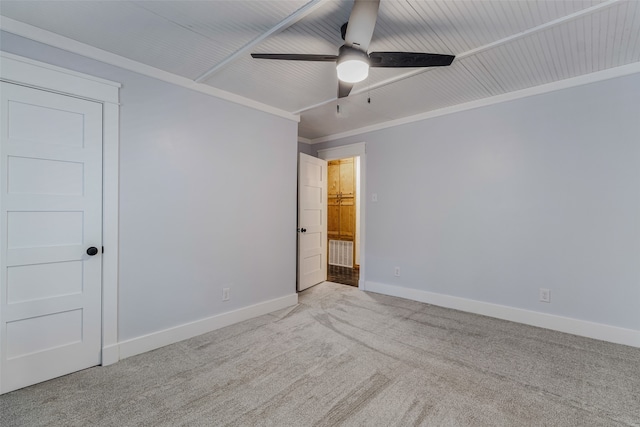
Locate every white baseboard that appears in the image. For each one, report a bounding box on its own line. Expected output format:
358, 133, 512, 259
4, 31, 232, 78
118, 293, 298, 360
364, 281, 640, 348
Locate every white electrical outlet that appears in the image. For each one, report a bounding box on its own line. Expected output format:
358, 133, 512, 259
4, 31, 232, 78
394, 267, 401, 277
539, 288, 550, 303
222, 287, 230, 301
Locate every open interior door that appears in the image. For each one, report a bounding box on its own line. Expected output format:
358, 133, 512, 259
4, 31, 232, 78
297, 153, 327, 291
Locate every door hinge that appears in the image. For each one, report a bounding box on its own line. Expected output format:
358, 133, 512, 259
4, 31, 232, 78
102, 246, 104, 253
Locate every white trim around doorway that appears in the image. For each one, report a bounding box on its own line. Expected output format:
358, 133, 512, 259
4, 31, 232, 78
0, 51, 121, 365
317, 142, 366, 289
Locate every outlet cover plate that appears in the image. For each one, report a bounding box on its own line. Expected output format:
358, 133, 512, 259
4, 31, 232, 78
539, 288, 550, 303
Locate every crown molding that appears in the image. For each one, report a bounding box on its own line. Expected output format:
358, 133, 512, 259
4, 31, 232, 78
0, 17, 300, 123
309, 61, 640, 144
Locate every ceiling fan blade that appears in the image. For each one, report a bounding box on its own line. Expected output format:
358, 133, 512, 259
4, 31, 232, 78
344, 0, 380, 52
338, 81, 354, 98
369, 52, 455, 67
250, 53, 338, 62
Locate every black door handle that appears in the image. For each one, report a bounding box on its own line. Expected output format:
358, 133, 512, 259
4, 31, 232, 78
299, 228, 307, 233
86, 247, 99, 256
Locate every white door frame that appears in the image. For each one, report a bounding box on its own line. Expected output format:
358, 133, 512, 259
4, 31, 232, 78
0, 52, 121, 365
317, 142, 366, 289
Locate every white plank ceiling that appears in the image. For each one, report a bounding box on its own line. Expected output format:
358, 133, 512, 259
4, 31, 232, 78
1, 0, 639, 141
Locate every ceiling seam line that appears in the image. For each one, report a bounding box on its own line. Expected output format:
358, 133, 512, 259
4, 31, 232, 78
460, 59, 503, 95
130, 2, 220, 43
292, 0, 623, 115
194, 0, 328, 83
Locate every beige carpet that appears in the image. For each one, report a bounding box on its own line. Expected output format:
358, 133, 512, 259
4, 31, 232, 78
1, 282, 639, 426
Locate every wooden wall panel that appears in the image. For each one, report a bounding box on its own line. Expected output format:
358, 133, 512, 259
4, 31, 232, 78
327, 157, 356, 245
328, 197, 340, 240
328, 160, 340, 197
339, 158, 354, 197
339, 197, 355, 240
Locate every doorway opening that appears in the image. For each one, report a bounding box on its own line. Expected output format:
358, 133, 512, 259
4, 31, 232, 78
315, 142, 366, 289
326, 156, 360, 287
328, 264, 360, 287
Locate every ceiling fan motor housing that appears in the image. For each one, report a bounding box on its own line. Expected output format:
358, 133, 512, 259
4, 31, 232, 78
338, 45, 369, 62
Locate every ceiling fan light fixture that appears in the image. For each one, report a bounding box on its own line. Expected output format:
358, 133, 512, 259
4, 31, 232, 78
336, 47, 369, 83
337, 59, 369, 83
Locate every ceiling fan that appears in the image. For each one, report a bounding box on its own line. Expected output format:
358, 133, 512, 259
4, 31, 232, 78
251, 0, 455, 98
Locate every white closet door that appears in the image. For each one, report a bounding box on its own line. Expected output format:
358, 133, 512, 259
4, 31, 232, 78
0, 82, 103, 394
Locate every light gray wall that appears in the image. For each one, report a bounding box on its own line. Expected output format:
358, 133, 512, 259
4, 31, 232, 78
1, 33, 298, 341
314, 73, 640, 330
297, 141, 314, 156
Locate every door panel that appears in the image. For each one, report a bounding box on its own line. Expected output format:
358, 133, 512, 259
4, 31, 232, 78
8, 156, 84, 195
328, 160, 340, 197
0, 82, 103, 394
297, 153, 327, 291
7, 100, 85, 147
6, 309, 83, 358
328, 197, 340, 240
339, 198, 356, 240
7, 261, 82, 303
339, 158, 355, 196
